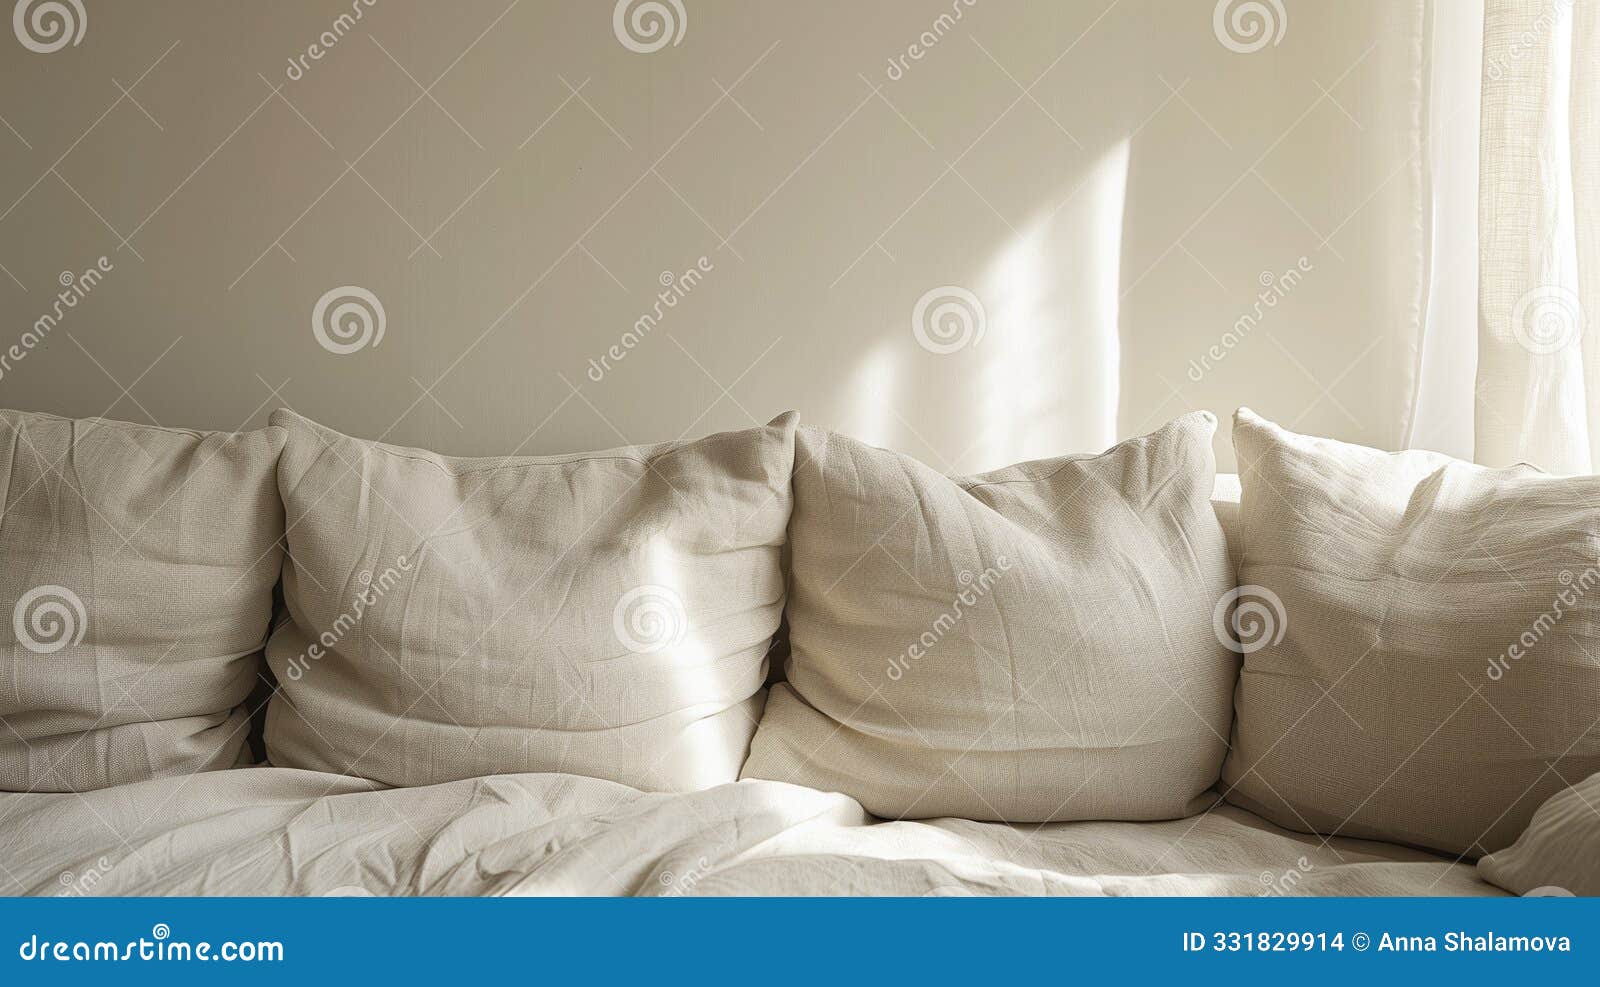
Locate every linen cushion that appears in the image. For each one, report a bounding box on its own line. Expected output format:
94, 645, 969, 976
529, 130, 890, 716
1222, 409, 1600, 857
0, 410, 285, 791
1478, 772, 1600, 896
740, 412, 1236, 821
264, 410, 798, 791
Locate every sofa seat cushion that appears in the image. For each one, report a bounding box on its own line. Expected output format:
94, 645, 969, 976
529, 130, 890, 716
0, 769, 1497, 896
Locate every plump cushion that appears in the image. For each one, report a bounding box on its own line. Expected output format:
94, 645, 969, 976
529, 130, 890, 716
740, 412, 1236, 822
264, 410, 798, 791
0, 410, 286, 791
1222, 409, 1600, 857
1478, 772, 1600, 896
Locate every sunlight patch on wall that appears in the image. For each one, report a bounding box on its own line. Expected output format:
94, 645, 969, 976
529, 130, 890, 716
974, 139, 1129, 470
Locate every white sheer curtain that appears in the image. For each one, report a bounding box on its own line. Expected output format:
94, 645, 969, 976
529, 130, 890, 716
1476, 0, 1600, 472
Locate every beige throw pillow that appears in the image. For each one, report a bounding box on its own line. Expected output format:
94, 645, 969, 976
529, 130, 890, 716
1478, 772, 1600, 896
0, 410, 285, 791
264, 410, 798, 792
1222, 409, 1600, 857
740, 412, 1236, 821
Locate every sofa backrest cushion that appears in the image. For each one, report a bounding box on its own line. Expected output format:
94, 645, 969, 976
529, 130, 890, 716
264, 409, 798, 792
0, 410, 285, 791
739, 412, 1236, 822
1222, 408, 1600, 857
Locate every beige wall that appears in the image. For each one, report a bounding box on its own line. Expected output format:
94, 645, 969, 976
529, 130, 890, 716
0, 0, 1430, 472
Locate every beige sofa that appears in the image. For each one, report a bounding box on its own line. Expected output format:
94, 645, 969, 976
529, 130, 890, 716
1, 408, 1590, 897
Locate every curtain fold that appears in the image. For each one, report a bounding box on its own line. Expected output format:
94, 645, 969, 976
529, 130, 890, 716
1476, 0, 1598, 472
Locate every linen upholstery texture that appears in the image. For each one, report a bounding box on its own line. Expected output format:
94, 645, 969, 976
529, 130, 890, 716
1478, 771, 1600, 897
741, 412, 1236, 822
264, 410, 799, 792
1222, 408, 1600, 857
0, 410, 286, 791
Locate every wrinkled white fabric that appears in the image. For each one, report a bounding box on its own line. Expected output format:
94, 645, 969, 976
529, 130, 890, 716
0, 768, 1498, 897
